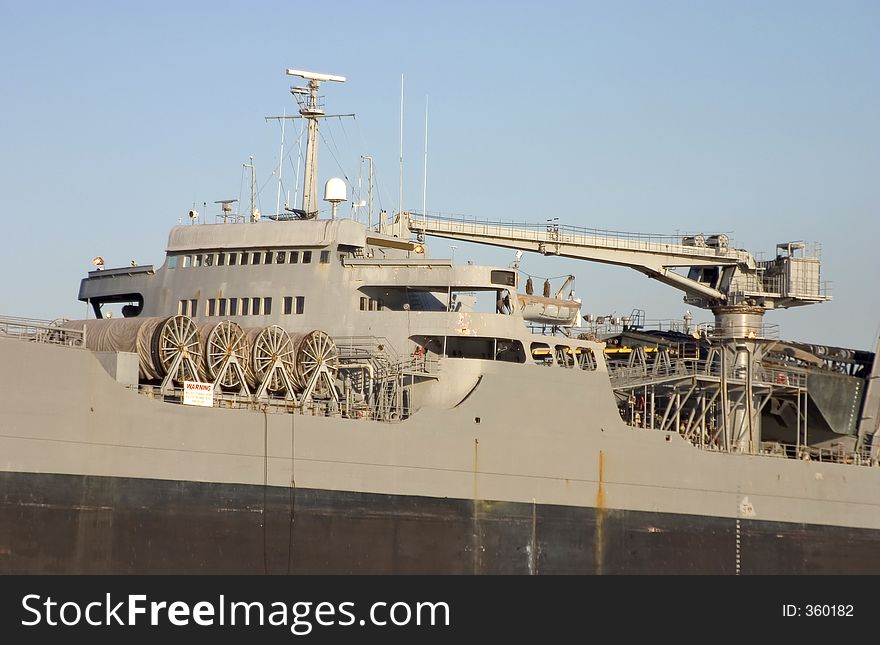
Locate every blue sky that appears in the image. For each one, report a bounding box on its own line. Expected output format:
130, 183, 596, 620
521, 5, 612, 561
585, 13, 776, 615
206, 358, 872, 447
1, 1, 877, 348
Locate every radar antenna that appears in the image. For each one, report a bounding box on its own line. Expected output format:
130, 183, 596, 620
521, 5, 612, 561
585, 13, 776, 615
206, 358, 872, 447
214, 199, 238, 224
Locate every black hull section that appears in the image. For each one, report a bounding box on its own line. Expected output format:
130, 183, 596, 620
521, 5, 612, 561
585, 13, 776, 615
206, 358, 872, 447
1, 471, 878, 574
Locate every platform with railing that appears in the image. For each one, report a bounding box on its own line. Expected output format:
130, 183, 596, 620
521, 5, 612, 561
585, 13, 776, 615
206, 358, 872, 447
0, 315, 84, 347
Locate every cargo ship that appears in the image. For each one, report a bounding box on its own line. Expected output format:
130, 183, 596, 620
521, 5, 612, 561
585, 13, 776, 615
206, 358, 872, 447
2, 68, 878, 574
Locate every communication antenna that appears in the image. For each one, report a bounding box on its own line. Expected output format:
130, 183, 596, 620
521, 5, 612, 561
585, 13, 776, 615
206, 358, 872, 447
243, 156, 259, 222
422, 94, 428, 223
274, 108, 285, 219
324, 177, 347, 219
399, 73, 404, 219
361, 155, 374, 229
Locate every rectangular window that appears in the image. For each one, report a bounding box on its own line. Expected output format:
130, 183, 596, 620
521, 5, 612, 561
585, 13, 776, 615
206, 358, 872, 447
490, 270, 516, 287
276, 251, 286, 264
241, 298, 250, 316
264, 250, 273, 264
178, 299, 187, 315
360, 297, 367, 311
302, 251, 312, 264
167, 255, 178, 269
252, 297, 262, 315
289, 251, 299, 264
252, 252, 261, 265
369, 299, 377, 311
240, 252, 249, 266
295, 296, 305, 315
283, 296, 293, 315
263, 297, 272, 315
204, 253, 214, 267
229, 252, 238, 266
217, 253, 226, 266
181, 255, 190, 268
189, 299, 197, 316
194, 254, 203, 267
320, 250, 330, 264
207, 298, 216, 316
229, 298, 238, 316
219, 299, 227, 316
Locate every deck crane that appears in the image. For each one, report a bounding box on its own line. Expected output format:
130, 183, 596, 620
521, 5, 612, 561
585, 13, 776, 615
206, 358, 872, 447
399, 211, 832, 453
401, 212, 830, 339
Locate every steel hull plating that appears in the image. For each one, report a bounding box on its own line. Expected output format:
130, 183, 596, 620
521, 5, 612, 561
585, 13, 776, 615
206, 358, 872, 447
2, 471, 878, 574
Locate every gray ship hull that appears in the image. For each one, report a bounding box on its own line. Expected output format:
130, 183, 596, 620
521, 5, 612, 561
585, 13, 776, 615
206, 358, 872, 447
3, 471, 879, 574
2, 334, 880, 574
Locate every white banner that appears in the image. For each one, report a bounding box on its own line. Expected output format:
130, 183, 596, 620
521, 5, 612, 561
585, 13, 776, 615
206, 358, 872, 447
183, 381, 214, 407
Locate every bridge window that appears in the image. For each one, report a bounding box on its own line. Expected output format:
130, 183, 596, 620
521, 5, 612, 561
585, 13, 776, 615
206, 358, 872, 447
276, 251, 286, 264
490, 270, 516, 287
193, 254, 203, 268
204, 253, 214, 267
181, 255, 190, 268
229, 252, 238, 266
252, 251, 262, 265
290, 251, 299, 264
167, 255, 178, 269
302, 251, 312, 264
320, 250, 331, 264
264, 250, 273, 264
217, 253, 226, 266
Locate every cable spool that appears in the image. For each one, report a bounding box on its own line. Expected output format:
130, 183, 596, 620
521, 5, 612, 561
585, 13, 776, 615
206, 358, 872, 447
292, 329, 340, 396
63, 315, 201, 383
154, 315, 202, 382
199, 321, 249, 389
245, 325, 296, 394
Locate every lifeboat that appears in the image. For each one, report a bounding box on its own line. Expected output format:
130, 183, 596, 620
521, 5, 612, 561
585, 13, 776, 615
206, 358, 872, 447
517, 294, 581, 326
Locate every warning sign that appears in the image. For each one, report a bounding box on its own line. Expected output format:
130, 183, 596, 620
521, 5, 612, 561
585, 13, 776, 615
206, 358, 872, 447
183, 381, 214, 407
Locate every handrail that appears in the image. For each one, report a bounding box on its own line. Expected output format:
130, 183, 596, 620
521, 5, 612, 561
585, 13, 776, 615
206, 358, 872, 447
0, 315, 85, 348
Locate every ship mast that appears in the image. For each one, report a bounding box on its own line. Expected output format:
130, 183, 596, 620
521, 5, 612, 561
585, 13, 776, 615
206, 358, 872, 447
285, 69, 347, 218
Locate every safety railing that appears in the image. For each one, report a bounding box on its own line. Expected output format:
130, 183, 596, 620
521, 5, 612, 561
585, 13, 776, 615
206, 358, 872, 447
0, 315, 85, 348
409, 212, 748, 262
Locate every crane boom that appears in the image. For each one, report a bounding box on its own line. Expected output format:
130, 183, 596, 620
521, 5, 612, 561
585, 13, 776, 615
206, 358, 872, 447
402, 212, 831, 337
